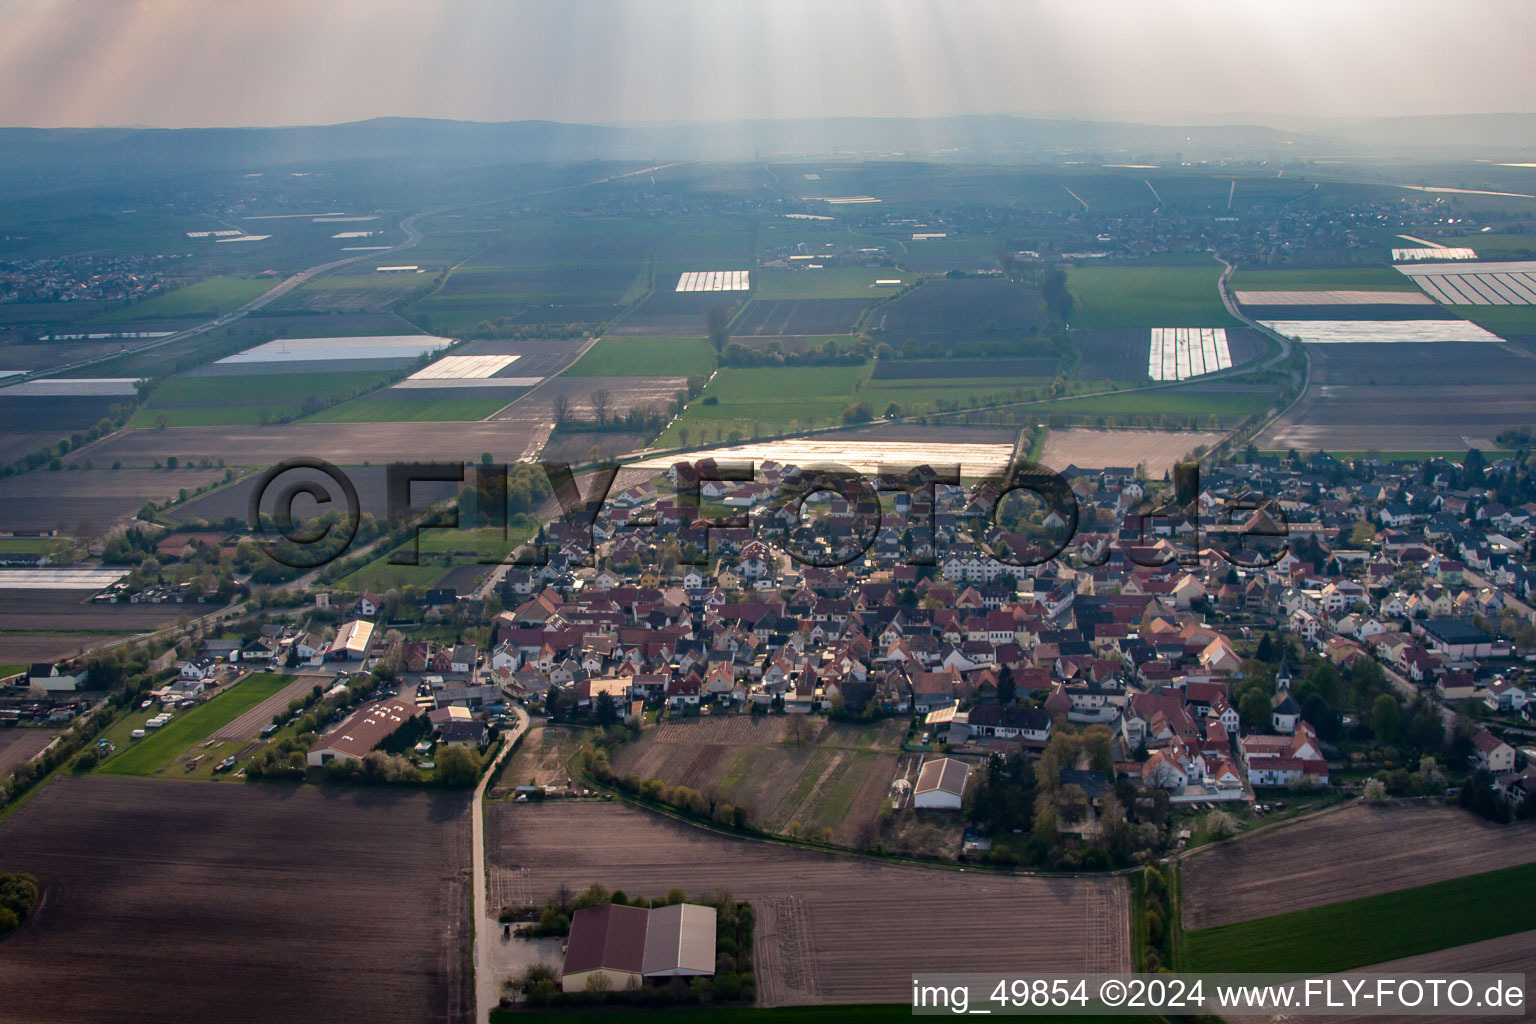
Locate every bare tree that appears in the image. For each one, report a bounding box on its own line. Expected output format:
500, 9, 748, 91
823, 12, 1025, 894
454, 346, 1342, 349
552, 393, 570, 425
590, 388, 612, 426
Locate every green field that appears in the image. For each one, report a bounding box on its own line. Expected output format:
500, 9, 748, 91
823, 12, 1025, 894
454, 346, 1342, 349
1447, 304, 1536, 337
753, 268, 917, 300
565, 337, 714, 377
130, 369, 398, 427
1228, 266, 1421, 292
656, 364, 870, 444
1027, 387, 1275, 423
94, 276, 275, 322
0, 537, 55, 553
1185, 860, 1536, 974
1067, 265, 1239, 328
97, 673, 291, 777
303, 395, 515, 422
340, 524, 534, 591
1438, 233, 1536, 258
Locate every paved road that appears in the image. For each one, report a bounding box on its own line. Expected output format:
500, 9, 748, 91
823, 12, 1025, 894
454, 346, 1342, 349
472, 703, 528, 1024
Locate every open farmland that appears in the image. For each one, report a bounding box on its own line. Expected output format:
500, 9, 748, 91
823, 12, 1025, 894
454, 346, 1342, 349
130, 369, 399, 427
608, 290, 745, 338
564, 336, 713, 377
0, 728, 59, 775
0, 393, 135, 463
1067, 265, 1238, 329
1185, 859, 1536, 974
611, 716, 907, 846
91, 276, 275, 322
1071, 327, 1267, 380
0, 590, 187, 634
753, 268, 916, 299
1220, 930, 1536, 1024
0, 468, 226, 534
1228, 266, 1422, 293
732, 298, 871, 337
67, 417, 558, 468
871, 357, 1058, 380
1256, 341, 1536, 451
488, 801, 1130, 1006
0, 776, 472, 1024
866, 277, 1046, 343
1181, 802, 1536, 930
1040, 428, 1225, 475
656, 364, 869, 444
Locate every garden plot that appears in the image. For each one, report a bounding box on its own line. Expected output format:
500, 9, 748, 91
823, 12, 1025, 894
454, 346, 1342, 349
675, 270, 750, 292
1396, 260, 1536, 305
1147, 327, 1231, 381
1258, 319, 1503, 344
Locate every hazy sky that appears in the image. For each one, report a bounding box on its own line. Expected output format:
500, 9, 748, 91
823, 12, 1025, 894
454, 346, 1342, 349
3, 0, 1533, 128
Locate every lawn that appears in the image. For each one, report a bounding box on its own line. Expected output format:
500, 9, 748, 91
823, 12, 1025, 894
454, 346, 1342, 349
97, 673, 291, 777
1228, 266, 1422, 292
1067, 265, 1239, 329
564, 337, 715, 377
655, 363, 870, 445
93, 276, 275, 322
753, 268, 917, 300
303, 395, 516, 422
1184, 859, 1536, 974
130, 369, 398, 427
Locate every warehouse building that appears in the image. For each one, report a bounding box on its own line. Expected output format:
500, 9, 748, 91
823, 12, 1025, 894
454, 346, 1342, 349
913, 757, 970, 810
561, 902, 716, 993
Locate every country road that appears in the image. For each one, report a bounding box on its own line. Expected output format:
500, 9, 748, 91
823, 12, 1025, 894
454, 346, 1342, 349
472, 703, 528, 1024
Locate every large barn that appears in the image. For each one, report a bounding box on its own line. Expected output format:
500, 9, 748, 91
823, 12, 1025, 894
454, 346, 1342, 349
561, 902, 716, 993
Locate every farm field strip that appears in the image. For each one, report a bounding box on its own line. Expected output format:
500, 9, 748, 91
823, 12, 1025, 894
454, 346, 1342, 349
406, 354, 518, 380
489, 801, 1129, 1006
0, 568, 124, 589
1, 378, 138, 396
1148, 327, 1230, 381
1185, 859, 1536, 975
1257, 319, 1502, 344
215, 334, 451, 365
630, 439, 1015, 475
0, 777, 472, 1024
1233, 289, 1435, 305
1181, 803, 1536, 930
675, 270, 750, 292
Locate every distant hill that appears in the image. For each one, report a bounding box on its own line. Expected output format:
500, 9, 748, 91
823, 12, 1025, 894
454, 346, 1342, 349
0, 113, 1531, 189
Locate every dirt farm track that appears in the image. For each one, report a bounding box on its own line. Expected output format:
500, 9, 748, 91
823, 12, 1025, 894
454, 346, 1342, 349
0, 777, 473, 1024
1181, 802, 1536, 930
489, 801, 1131, 1006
